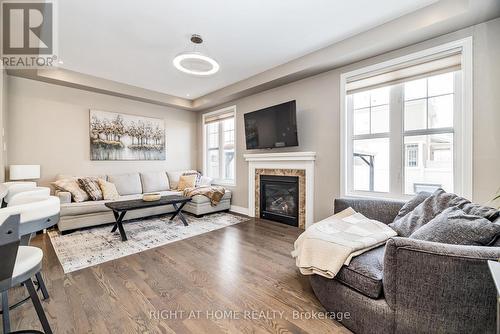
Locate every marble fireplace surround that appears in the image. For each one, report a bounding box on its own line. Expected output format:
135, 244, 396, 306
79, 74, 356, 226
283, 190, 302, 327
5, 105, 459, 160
244, 152, 316, 229
255, 169, 306, 229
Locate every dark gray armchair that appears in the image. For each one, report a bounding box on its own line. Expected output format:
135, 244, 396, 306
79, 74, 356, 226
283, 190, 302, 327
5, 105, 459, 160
310, 197, 500, 334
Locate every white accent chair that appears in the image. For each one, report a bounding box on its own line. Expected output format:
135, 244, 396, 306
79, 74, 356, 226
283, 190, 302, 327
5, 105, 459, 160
1, 182, 50, 208
0, 214, 52, 334
0, 183, 59, 244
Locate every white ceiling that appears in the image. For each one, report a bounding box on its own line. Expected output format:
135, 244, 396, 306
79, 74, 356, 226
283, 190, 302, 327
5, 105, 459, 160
58, 0, 438, 99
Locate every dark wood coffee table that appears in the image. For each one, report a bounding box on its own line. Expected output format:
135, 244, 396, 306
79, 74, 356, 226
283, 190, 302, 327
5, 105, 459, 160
105, 195, 191, 241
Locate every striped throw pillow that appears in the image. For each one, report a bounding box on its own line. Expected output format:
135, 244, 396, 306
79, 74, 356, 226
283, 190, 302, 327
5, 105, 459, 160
78, 177, 103, 201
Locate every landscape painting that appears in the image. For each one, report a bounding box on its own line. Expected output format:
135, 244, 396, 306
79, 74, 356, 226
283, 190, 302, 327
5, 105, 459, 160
90, 110, 166, 161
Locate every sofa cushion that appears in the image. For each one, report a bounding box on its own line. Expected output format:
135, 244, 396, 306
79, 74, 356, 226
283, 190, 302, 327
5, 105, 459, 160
107, 173, 142, 196
389, 188, 499, 237
61, 200, 110, 216
335, 245, 385, 299
392, 192, 431, 225
140, 171, 170, 193
190, 189, 231, 204
60, 194, 144, 216
409, 207, 500, 246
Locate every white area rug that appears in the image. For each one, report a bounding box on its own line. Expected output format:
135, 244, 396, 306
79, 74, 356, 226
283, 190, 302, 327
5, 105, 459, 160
48, 212, 248, 273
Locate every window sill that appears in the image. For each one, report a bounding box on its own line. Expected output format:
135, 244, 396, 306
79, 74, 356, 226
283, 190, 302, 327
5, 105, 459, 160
343, 191, 412, 202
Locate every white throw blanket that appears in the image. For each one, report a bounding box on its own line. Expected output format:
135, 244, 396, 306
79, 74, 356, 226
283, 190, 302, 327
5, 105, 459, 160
291, 208, 397, 279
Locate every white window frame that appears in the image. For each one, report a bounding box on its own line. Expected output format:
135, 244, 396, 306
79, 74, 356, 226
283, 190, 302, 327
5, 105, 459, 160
340, 38, 473, 200
202, 106, 236, 186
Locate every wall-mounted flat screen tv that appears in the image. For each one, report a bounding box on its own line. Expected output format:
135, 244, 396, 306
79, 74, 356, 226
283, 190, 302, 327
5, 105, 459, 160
244, 100, 298, 150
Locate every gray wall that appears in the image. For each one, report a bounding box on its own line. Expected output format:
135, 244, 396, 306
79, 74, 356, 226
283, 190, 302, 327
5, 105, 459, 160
7, 76, 198, 186
198, 18, 500, 221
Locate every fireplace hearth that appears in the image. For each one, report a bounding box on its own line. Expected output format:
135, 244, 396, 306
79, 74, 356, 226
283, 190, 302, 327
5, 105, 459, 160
259, 175, 299, 227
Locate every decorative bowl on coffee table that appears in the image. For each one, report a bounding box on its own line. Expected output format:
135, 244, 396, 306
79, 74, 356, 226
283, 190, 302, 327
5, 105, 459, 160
143, 193, 161, 201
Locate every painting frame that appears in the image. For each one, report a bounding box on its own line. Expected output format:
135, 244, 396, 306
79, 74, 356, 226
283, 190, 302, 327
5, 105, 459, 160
89, 109, 166, 161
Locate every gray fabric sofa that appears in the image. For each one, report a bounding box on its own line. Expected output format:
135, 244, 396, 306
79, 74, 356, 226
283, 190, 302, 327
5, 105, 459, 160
310, 197, 500, 334
55, 171, 231, 232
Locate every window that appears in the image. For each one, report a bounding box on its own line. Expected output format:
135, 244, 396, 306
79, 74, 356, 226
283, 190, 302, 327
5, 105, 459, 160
341, 39, 472, 199
203, 107, 236, 185
351, 87, 391, 192
405, 144, 419, 167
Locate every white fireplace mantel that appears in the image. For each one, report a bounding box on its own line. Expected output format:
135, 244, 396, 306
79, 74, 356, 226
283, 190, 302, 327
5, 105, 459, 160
244, 151, 316, 162
244, 152, 316, 228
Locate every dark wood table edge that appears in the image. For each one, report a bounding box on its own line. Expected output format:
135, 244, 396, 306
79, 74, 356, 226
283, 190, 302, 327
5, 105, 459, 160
105, 196, 192, 241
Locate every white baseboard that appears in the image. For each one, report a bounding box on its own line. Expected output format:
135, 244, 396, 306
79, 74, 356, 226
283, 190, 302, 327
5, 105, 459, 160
230, 205, 249, 216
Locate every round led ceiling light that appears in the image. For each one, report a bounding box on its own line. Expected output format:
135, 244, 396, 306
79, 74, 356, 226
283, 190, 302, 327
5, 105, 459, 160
173, 34, 219, 76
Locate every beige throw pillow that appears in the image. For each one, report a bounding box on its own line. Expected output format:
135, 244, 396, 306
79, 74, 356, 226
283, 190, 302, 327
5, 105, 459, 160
167, 170, 198, 190
98, 179, 120, 200
52, 179, 89, 202
177, 175, 197, 191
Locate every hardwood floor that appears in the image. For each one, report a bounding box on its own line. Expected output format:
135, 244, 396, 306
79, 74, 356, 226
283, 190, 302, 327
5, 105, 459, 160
7, 217, 351, 334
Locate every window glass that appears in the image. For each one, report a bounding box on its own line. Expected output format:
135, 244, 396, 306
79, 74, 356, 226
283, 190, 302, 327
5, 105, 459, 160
428, 72, 454, 96
353, 138, 390, 193
352, 88, 390, 135
222, 118, 235, 180
353, 91, 370, 109
347, 67, 459, 199
428, 94, 453, 128
204, 112, 235, 184
404, 134, 453, 195
404, 99, 427, 131
404, 78, 426, 100
371, 105, 389, 134
353, 108, 370, 135
405, 144, 419, 167
370, 87, 390, 106
208, 149, 220, 179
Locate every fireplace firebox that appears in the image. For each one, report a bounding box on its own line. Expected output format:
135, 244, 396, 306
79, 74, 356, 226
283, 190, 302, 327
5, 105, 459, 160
259, 175, 299, 227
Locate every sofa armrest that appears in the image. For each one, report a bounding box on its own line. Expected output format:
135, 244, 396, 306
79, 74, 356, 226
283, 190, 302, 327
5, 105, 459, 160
55, 190, 71, 204
334, 197, 405, 225
383, 237, 499, 333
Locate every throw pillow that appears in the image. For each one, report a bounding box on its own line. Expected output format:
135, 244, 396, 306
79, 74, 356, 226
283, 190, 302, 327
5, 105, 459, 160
409, 207, 500, 246
167, 170, 199, 189
52, 179, 89, 202
78, 177, 103, 201
98, 179, 120, 200
177, 175, 197, 191
392, 191, 432, 225
183, 170, 201, 187
389, 188, 499, 237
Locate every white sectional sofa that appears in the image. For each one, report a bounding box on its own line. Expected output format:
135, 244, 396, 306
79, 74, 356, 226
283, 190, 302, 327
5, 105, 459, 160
55, 171, 231, 232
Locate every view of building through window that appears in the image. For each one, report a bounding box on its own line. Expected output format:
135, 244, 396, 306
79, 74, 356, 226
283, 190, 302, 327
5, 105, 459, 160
352, 86, 391, 193
350, 72, 455, 195
222, 118, 235, 180
204, 110, 236, 184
